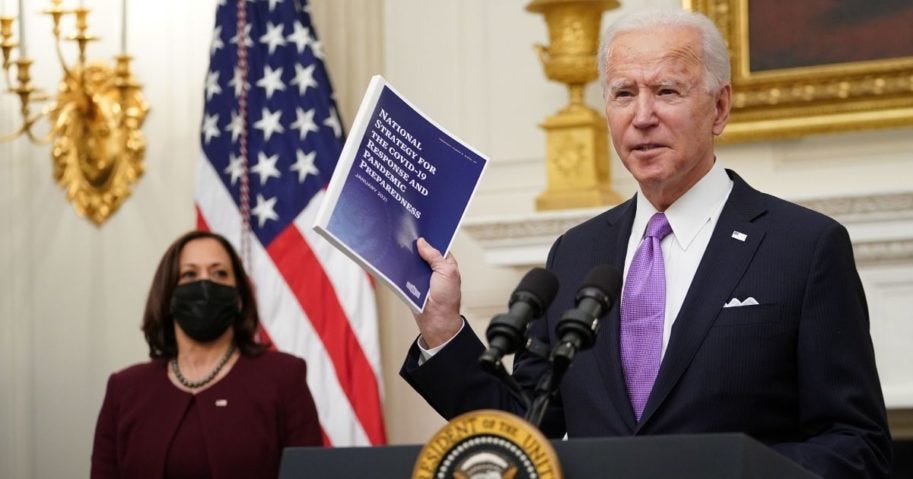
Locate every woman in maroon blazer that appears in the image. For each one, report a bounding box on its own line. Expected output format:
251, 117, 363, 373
91, 231, 322, 478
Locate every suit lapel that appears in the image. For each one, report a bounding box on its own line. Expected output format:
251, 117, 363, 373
589, 198, 638, 432
636, 171, 768, 430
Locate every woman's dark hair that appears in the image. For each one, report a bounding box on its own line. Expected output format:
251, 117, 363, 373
142, 230, 267, 358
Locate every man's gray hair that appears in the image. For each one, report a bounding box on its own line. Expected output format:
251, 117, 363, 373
598, 9, 731, 93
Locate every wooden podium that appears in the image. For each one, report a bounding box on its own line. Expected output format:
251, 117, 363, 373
279, 433, 820, 478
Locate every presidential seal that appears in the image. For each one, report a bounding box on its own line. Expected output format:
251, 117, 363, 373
412, 409, 562, 479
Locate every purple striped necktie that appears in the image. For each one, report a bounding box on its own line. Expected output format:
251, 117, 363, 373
621, 212, 672, 421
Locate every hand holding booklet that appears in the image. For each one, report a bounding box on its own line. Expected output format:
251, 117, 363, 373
313, 75, 488, 312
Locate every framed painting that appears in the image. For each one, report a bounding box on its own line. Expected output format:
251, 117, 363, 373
685, 0, 913, 142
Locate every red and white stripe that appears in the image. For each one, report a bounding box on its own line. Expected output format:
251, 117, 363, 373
195, 158, 386, 446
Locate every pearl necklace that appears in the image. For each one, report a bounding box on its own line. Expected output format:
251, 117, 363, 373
171, 344, 237, 389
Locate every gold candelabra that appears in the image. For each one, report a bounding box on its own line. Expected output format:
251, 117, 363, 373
1, 0, 148, 226
527, 0, 622, 210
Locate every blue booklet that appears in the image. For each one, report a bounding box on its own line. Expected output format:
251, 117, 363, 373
313, 75, 488, 312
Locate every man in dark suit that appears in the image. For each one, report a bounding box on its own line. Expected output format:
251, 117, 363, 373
400, 9, 891, 478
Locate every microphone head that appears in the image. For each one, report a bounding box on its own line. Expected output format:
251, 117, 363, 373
578, 264, 623, 305
509, 267, 559, 314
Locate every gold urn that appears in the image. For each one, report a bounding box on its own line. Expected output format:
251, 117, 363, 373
527, 0, 622, 210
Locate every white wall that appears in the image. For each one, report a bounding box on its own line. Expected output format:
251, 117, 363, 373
0, 0, 910, 476
0, 1, 215, 477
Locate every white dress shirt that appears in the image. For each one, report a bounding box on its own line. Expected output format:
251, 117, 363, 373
623, 160, 733, 358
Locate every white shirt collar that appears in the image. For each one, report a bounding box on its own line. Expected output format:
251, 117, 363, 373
632, 160, 733, 250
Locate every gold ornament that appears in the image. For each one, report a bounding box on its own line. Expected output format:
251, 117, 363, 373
527, 0, 622, 210
2, 1, 148, 226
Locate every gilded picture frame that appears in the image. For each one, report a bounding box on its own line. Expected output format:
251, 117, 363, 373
685, 0, 913, 143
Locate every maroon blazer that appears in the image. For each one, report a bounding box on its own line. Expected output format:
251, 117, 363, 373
91, 350, 322, 478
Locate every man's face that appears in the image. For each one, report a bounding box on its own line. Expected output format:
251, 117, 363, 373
603, 26, 730, 207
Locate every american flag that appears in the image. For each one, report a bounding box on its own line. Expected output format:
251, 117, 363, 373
195, 0, 386, 446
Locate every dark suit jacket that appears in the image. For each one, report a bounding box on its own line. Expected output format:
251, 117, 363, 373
402, 170, 891, 478
91, 350, 322, 478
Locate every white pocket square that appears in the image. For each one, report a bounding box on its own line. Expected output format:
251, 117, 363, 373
724, 297, 759, 308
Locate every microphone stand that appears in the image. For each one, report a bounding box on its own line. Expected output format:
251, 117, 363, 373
479, 335, 554, 416
481, 266, 619, 430
523, 345, 573, 428
481, 355, 532, 412
516, 314, 601, 429
525, 290, 608, 427
480, 333, 572, 430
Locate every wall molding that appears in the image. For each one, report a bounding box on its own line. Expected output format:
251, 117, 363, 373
799, 191, 913, 221
463, 192, 913, 268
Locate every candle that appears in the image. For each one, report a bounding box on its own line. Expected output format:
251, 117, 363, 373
17, 0, 26, 57
120, 0, 126, 53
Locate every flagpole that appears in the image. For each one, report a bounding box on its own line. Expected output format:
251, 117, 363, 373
235, 0, 251, 269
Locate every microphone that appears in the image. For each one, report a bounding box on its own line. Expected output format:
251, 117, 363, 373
552, 265, 622, 368
479, 267, 559, 372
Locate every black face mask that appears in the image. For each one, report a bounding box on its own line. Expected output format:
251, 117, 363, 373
170, 280, 240, 343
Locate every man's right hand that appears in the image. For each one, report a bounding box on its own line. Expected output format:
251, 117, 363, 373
413, 237, 463, 348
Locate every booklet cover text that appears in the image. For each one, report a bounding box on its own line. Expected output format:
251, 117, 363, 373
314, 75, 488, 312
